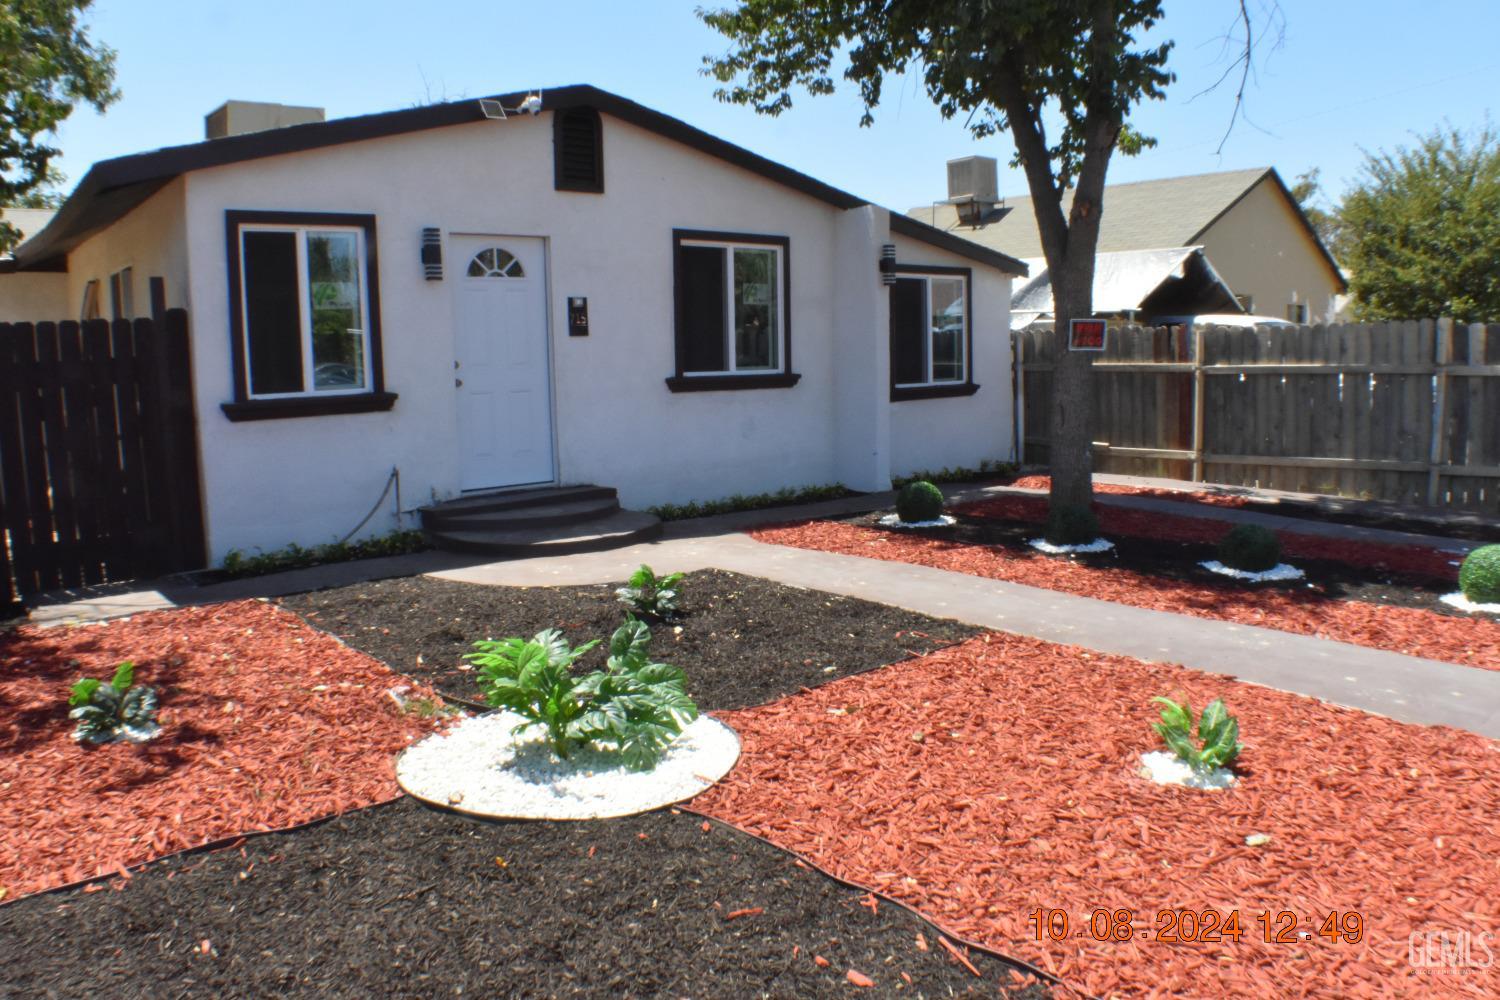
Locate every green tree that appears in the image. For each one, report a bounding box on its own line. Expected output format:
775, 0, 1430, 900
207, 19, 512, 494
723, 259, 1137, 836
699, 0, 1257, 512
1339, 124, 1500, 323
1288, 167, 1340, 256
0, 0, 117, 251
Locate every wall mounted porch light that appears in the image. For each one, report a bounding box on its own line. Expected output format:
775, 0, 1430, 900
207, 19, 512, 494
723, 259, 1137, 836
879, 244, 897, 285
421, 227, 443, 280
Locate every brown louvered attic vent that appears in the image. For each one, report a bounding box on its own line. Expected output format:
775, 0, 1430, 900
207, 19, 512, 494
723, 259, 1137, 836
553, 107, 603, 193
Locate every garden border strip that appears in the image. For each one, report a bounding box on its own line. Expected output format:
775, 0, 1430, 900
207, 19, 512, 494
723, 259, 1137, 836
676, 807, 1098, 1000
0, 796, 399, 909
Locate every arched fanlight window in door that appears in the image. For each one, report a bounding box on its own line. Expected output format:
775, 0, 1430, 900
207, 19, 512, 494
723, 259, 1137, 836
466, 247, 525, 278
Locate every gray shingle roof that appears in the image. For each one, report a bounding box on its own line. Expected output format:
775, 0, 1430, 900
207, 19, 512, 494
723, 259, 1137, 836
908, 167, 1273, 260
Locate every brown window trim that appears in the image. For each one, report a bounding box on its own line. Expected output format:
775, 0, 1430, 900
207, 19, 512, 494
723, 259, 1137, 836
222, 209, 390, 420
889, 262, 979, 402
222, 391, 398, 422
669, 228, 797, 393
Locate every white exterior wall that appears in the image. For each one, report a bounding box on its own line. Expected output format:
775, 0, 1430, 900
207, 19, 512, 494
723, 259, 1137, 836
887, 232, 1016, 477
181, 113, 883, 560
65, 179, 191, 316
0, 272, 69, 321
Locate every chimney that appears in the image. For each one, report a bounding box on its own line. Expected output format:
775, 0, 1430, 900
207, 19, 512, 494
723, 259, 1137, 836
946, 155, 1001, 227
206, 101, 325, 140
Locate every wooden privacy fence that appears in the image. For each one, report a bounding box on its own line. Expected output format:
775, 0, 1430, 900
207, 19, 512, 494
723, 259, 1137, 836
1015, 319, 1500, 513
0, 310, 206, 607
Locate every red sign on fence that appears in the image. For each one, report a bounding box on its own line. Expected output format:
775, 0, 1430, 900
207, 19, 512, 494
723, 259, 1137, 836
1069, 318, 1107, 351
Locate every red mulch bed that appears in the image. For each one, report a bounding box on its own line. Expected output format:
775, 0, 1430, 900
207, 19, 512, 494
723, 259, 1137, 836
1009, 474, 1253, 508
693, 633, 1500, 998
0, 600, 447, 900
749, 519, 1500, 671
997, 477, 1458, 581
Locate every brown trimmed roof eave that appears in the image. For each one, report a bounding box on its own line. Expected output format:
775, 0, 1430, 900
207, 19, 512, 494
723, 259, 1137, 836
11, 84, 1024, 277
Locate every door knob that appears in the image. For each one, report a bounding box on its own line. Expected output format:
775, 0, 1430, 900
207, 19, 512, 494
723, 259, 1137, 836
455, 378, 463, 388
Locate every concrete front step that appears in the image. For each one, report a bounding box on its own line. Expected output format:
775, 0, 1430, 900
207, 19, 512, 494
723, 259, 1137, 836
423, 494, 621, 532
426, 509, 663, 557
421, 484, 618, 521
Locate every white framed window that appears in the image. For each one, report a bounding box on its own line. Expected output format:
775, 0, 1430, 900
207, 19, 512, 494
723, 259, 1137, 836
673, 230, 789, 380
235, 222, 373, 398
1286, 302, 1309, 324
80, 279, 102, 321
891, 272, 969, 389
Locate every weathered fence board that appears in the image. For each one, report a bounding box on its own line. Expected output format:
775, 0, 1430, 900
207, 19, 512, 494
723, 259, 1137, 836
1014, 320, 1500, 514
0, 309, 205, 608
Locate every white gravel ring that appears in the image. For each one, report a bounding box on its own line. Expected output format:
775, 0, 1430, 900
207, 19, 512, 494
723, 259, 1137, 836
1027, 537, 1115, 554
1138, 751, 1237, 790
1199, 559, 1304, 582
1440, 591, 1500, 615
396, 711, 740, 820
879, 513, 956, 528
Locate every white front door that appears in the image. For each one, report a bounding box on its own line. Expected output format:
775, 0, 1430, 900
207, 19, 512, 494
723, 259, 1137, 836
452, 235, 554, 491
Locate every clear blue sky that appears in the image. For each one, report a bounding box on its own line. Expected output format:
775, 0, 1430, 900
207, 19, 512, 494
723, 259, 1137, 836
50, 1, 1500, 217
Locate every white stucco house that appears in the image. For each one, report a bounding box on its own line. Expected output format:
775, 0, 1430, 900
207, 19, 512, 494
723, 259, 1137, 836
1, 85, 1025, 564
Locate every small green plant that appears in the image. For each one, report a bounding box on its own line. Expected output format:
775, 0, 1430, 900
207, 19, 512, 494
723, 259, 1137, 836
1151, 696, 1242, 771
890, 459, 1016, 489
616, 564, 686, 618
895, 480, 945, 522
1459, 545, 1500, 604
68, 662, 161, 744
220, 529, 428, 579
647, 483, 854, 521
1044, 504, 1100, 546
466, 618, 698, 771
1217, 524, 1281, 573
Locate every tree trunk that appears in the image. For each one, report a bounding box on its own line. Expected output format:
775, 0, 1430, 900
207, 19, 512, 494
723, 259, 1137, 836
1047, 260, 1096, 511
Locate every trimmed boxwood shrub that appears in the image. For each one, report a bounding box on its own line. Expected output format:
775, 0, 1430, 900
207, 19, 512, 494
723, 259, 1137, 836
895, 481, 945, 522
1217, 524, 1281, 573
1044, 504, 1099, 546
1459, 544, 1500, 604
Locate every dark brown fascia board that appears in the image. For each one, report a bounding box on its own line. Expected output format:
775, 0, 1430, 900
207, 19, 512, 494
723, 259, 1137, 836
13, 84, 871, 269
1184, 167, 1347, 293
889, 213, 1029, 276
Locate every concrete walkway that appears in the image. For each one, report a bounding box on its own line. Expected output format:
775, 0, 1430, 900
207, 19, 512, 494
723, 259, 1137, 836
433, 532, 1500, 739
22, 481, 1500, 739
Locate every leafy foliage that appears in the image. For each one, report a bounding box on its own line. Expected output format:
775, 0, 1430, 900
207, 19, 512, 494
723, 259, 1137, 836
68, 661, 160, 744
895, 481, 944, 522
466, 618, 699, 771
220, 529, 427, 578
1044, 504, 1100, 546
616, 564, 686, 619
647, 482, 853, 521
1339, 124, 1500, 323
1151, 696, 1242, 771
890, 459, 1015, 490
0, 0, 118, 251
1459, 544, 1500, 605
1216, 524, 1281, 573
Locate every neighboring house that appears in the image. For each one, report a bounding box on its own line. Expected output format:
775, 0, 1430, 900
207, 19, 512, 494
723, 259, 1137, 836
0, 207, 69, 318
909, 165, 1346, 324
2, 85, 1025, 563
1009, 246, 1240, 331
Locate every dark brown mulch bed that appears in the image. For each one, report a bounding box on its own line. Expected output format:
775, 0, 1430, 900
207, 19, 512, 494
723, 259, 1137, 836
278, 569, 981, 710
839, 510, 1464, 618
0, 798, 1046, 999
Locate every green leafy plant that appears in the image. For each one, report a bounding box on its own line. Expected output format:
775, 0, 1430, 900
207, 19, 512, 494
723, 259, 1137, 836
1459, 545, 1500, 604
220, 529, 427, 579
616, 564, 686, 618
647, 483, 853, 521
1044, 504, 1100, 546
68, 662, 161, 744
1151, 696, 1242, 771
466, 618, 698, 771
895, 480, 945, 522
890, 459, 1016, 489
1217, 524, 1281, 573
